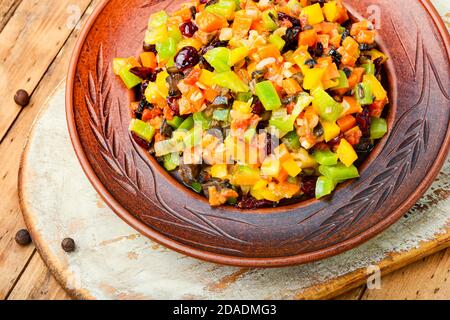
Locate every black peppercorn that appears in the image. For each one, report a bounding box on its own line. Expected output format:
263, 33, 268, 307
61, 238, 76, 253
14, 89, 30, 107
15, 229, 32, 246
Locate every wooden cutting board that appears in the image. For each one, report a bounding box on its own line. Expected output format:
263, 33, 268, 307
18, 82, 449, 299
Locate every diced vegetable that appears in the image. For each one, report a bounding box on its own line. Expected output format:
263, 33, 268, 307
163, 153, 180, 171
154, 138, 185, 157
167, 116, 184, 129
313, 149, 338, 166
119, 67, 142, 89
193, 111, 212, 130
370, 117, 388, 139
178, 116, 194, 131
315, 176, 336, 199
336, 138, 358, 167
363, 74, 387, 101
282, 131, 301, 150
355, 82, 373, 105
204, 47, 231, 72
301, 3, 325, 25
211, 164, 228, 179
319, 162, 359, 182
312, 88, 344, 122
205, 0, 236, 20
213, 71, 250, 93
233, 165, 261, 186
255, 81, 282, 111
129, 119, 155, 142
269, 34, 286, 51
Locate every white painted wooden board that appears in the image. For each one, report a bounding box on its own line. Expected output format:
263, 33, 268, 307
18, 82, 449, 300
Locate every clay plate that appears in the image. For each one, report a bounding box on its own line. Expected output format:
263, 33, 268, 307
66, 0, 450, 267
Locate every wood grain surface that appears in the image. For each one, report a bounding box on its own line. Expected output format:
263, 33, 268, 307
0, 0, 448, 300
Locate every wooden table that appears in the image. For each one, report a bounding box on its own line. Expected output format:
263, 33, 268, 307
0, 0, 448, 300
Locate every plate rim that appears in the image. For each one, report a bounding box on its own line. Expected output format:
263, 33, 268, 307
66, 0, 450, 267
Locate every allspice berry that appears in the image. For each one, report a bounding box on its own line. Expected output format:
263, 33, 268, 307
14, 89, 30, 107
15, 229, 32, 246
61, 238, 76, 253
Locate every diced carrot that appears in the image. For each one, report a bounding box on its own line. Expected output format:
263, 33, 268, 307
139, 52, 157, 69
318, 22, 337, 35
299, 29, 317, 47
337, 115, 357, 132
282, 78, 302, 95
349, 67, 365, 87
196, 11, 227, 33
276, 169, 289, 183
342, 36, 360, 56
184, 68, 202, 85
329, 34, 342, 48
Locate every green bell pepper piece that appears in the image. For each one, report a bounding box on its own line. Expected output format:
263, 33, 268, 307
163, 153, 180, 171
213, 71, 250, 93
318, 163, 359, 183
205, 0, 236, 20
119, 67, 142, 89
269, 93, 313, 133
236, 92, 253, 102
355, 82, 373, 105
167, 116, 184, 129
193, 111, 212, 130
154, 138, 184, 157
156, 37, 177, 60
255, 80, 281, 111
177, 116, 194, 131
370, 117, 387, 139
262, 9, 278, 31
190, 182, 203, 193
313, 149, 338, 166
362, 62, 375, 75
148, 10, 169, 29
168, 24, 182, 43
204, 47, 231, 72
213, 109, 230, 121
312, 88, 344, 122
315, 176, 336, 199
269, 34, 285, 51
282, 131, 301, 150
332, 70, 349, 90
129, 119, 155, 142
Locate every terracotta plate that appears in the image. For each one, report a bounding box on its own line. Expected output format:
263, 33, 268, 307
66, 0, 450, 267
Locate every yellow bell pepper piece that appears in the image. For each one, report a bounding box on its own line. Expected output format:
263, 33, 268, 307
323, 1, 339, 22
337, 138, 358, 167
178, 38, 203, 51
321, 120, 341, 142
156, 70, 169, 97
368, 49, 388, 63
145, 82, 163, 103
293, 46, 313, 74
301, 3, 325, 25
229, 47, 249, 66
282, 158, 302, 177
250, 179, 269, 200
232, 100, 253, 114
303, 67, 326, 91
363, 74, 387, 101
199, 69, 215, 87
211, 164, 228, 179
261, 156, 281, 177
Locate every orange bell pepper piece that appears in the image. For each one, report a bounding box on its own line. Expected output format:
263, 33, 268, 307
174, 7, 194, 22
196, 11, 227, 33
258, 44, 281, 59
140, 52, 157, 70
282, 78, 302, 95
337, 115, 357, 132
233, 11, 253, 38
342, 96, 363, 115
298, 29, 317, 47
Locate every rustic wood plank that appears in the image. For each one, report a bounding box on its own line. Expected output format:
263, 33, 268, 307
0, 0, 98, 299
7, 252, 71, 300
0, 0, 92, 142
334, 286, 366, 300
362, 248, 450, 300
0, 0, 22, 32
